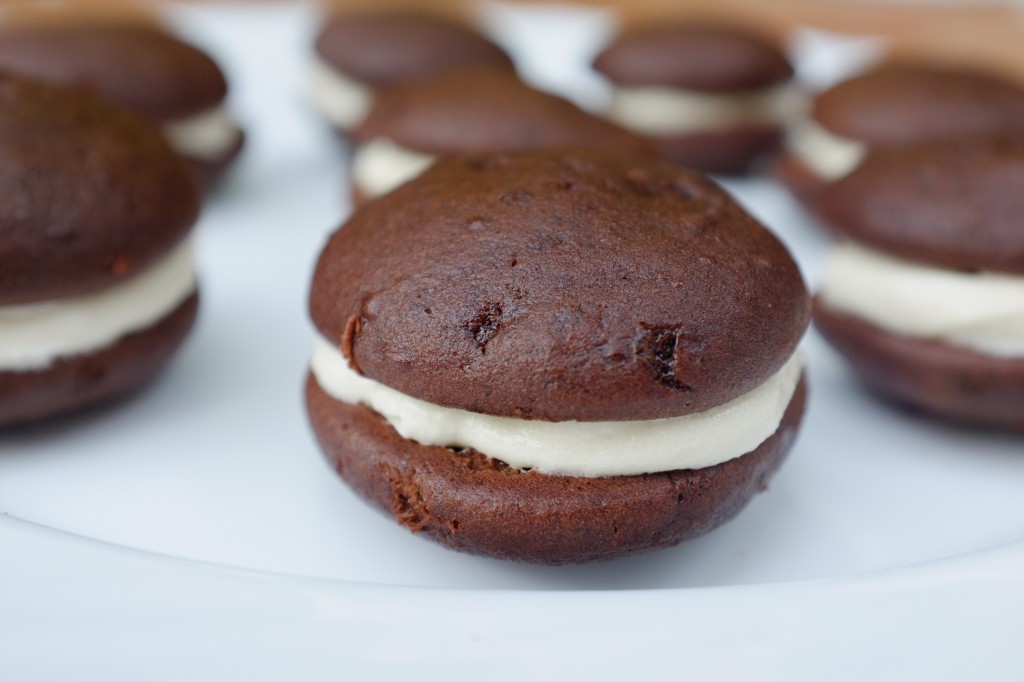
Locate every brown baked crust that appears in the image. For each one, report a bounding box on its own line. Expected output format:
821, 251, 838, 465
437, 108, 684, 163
773, 153, 831, 210
315, 12, 513, 88
648, 123, 784, 175
311, 148, 809, 421
818, 135, 1024, 274
0, 293, 198, 428
0, 74, 199, 305
184, 128, 246, 188
350, 66, 653, 157
813, 298, 1024, 431
306, 371, 806, 564
0, 23, 229, 121
814, 64, 1024, 146
593, 23, 793, 92
350, 184, 372, 210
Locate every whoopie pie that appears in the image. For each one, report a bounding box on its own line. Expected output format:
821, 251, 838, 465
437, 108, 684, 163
348, 65, 652, 202
814, 135, 1024, 430
0, 15, 244, 185
0, 74, 200, 427
780, 63, 1024, 205
311, 11, 514, 133
592, 23, 799, 175
307, 147, 810, 564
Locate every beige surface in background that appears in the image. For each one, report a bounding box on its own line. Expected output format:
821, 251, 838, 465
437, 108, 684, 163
325, 0, 1024, 83
3, 0, 1022, 81
0, 0, 156, 26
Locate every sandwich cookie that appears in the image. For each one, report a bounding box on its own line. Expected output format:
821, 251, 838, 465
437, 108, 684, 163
307, 147, 810, 564
814, 135, 1024, 430
348, 66, 652, 203
0, 74, 200, 427
0, 19, 244, 186
780, 64, 1024, 205
312, 11, 514, 134
592, 23, 800, 175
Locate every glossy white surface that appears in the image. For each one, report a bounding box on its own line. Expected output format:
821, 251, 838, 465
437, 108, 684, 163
3, 515, 1023, 681
1, 2, 1022, 679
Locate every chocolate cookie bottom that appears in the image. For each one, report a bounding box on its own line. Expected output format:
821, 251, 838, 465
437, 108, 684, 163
652, 124, 783, 175
0, 292, 198, 427
773, 153, 831, 210
306, 372, 806, 565
814, 298, 1024, 431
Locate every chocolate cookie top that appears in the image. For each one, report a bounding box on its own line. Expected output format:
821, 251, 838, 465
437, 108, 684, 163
315, 12, 513, 87
0, 22, 228, 120
311, 148, 809, 422
814, 64, 1024, 145
592, 24, 793, 92
351, 66, 653, 157
819, 135, 1024, 274
0, 74, 199, 305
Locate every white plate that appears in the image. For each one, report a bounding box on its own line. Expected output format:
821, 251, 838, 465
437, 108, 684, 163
2, 3, 1023, 679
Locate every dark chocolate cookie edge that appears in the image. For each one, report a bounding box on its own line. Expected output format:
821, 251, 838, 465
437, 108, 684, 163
814, 298, 1024, 431
305, 371, 806, 565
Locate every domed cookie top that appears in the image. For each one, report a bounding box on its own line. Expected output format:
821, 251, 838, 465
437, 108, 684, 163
0, 22, 228, 120
315, 12, 513, 88
814, 64, 1024, 146
818, 135, 1024, 275
0, 74, 199, 305
351, 66, 652, 157
592, 23, 793, 92
311, 147, 809, 422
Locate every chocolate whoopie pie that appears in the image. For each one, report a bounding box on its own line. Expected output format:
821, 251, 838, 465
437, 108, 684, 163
592, 23, 799, 175
348, 66, 652, 202
813, 135, 1024, 430
307, 147, 810, 564
311, 11, 514, 133
780, 64, 1024, 205
0, 74, 200, 427
0, 18, 244, 185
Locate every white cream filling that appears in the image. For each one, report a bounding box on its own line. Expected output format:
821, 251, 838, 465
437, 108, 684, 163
0, 236, 197, 371
163, 106, 242, 161
351, 138, 437, 198
786, 119, 866, 180
309, 59, 374, 130
606, 84, 805, 136
310, 337, 802, 477
820, 242, 1024, 357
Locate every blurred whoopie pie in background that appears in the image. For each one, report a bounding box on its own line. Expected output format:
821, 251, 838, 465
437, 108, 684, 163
779, 63, 1024, 207
311, 10, 515, 135
347, 65, 653, 202
0, 5, 244, 186
592, 22, 801, 175
813, 134, 1024, 431
0, 74, 201, 427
